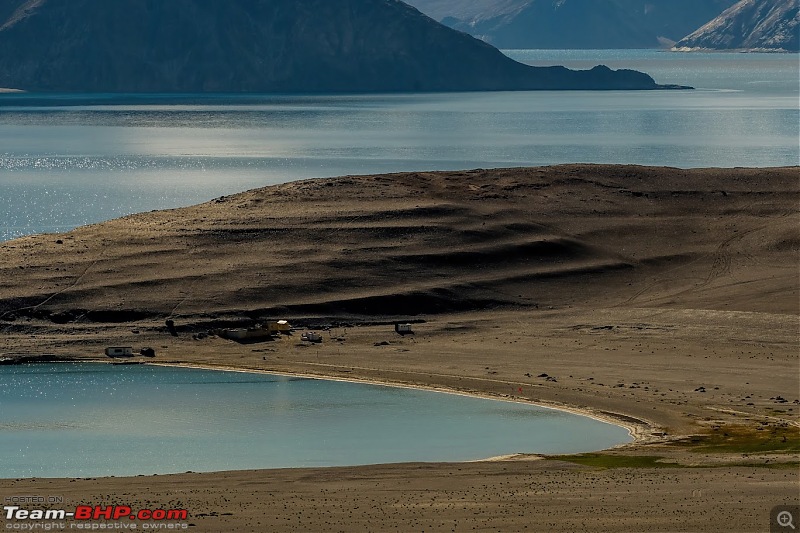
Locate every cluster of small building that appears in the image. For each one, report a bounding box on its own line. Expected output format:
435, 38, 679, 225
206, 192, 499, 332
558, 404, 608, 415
218, 320, 292, 341
104, 346, 155, 358
218, 321, 415, 344
218, 321, 415, 343
104, 321, 416, 357
219, 320, 325, 344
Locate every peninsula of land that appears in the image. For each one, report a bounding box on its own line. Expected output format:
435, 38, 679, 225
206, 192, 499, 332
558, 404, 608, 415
0, 165, 797, 532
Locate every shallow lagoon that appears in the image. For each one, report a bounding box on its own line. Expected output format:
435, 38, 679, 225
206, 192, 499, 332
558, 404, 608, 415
0, 363, 631, 478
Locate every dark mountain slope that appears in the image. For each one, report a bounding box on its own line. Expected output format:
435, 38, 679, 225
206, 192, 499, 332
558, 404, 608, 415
674, 0, 799, 52
0, 0, 672, 93
405, 0, 737, 49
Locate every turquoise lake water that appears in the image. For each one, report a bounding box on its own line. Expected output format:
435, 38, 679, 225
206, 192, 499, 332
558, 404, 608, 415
0, 363, 631, 478
0, 50, 797, 241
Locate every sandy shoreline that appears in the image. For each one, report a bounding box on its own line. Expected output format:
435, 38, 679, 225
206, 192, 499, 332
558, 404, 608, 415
0, 165, 797, 531
152, 360, 650, 443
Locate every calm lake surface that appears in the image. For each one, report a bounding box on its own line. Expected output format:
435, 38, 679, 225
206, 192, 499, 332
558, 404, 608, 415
0, 363, 631, 478
0, 50, 797, 241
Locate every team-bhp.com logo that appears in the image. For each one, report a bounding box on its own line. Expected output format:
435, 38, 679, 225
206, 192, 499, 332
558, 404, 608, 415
4, 505, 189, 530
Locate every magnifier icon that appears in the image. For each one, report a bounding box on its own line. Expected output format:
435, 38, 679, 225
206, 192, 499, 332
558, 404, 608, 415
778, 511, 796, 530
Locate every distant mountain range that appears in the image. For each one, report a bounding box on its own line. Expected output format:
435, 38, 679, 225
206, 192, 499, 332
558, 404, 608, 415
404, 0, 738, 49
674, 0, 799, 52
0, 0, 677, 93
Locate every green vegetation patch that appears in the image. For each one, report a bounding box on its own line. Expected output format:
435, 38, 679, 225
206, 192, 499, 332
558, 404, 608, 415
549, 454, 799, 470
758, 461, 800, 470
549, 454, 677, 469
672, 424, 800, 454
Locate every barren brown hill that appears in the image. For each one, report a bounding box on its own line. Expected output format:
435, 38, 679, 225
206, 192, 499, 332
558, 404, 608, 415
1, 165, 797, 322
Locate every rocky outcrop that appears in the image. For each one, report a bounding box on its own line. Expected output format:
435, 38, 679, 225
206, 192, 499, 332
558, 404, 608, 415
404, 0, 737, 49
0, 0, 676, 93
673, 0, 799, 52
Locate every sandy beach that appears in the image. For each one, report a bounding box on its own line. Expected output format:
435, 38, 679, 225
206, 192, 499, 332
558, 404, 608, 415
0, 164, 798, 532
